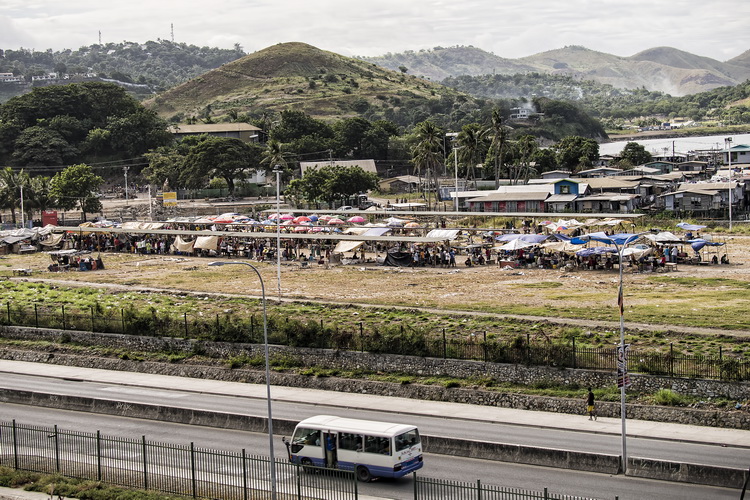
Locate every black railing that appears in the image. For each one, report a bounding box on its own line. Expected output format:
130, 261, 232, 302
0, 302, 747, 381
0, 420, 357, 500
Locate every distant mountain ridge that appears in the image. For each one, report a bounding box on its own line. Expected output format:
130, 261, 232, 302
361, 45, 750, 96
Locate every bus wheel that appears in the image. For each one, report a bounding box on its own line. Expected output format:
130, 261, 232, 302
301, 458, 315, 474
356, 465, 372, 482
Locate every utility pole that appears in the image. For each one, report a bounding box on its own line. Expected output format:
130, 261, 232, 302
124, 166, 129, 205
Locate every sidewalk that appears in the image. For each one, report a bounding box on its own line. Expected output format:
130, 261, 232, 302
1, 359, 748, 448
0, 487, 73, 500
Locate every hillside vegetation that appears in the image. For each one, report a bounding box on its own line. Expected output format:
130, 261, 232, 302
145, 42, 486, 129
0, 40, 245, 92
443, 73, 750, 125
363, 45, 750, 96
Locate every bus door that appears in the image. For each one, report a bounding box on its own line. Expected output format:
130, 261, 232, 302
324, 431, 338, 468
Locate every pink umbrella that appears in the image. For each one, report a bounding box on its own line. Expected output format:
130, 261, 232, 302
268, 213, 281, 220
293, 216, 312, 223
328, 218, 345, 225
347, 215, 366, 223
280, 213, 295, 221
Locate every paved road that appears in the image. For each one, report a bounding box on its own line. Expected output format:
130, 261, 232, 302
0, 360, 748, 463
0, 360, 745, 500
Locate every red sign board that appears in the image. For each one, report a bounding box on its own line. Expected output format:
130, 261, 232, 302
42, 210, 58, 226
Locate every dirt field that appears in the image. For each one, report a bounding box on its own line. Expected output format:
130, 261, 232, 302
2, 228, 749, 336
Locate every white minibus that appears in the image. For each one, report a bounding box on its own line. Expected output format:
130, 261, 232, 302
283, 415, 423, 482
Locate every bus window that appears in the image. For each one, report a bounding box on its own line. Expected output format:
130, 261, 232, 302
293, 427, 321, 447
338, 432, 363, 452
395, 429, 420, 452
364, 435, 391, 456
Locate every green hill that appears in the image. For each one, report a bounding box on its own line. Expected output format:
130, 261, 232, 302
145, 42, 478, 128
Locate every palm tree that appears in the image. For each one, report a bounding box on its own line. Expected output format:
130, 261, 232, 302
411, 121, 444, 208
261, 139, 289, 172
456, 124, 488, 189
486, 110, 510, 189
26, 176, 57, 221
516, 135, 539, 184
0, 167, 29, 225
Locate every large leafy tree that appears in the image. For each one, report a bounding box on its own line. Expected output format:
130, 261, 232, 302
619, 142, 652, 167
0, 82, 171, 165
49, 163, 104, 221
553, 136, 600, 173
181, 136, 262, 195
142, 146, 185, 190
290, 165, 378, 208
11, 126, 79, 166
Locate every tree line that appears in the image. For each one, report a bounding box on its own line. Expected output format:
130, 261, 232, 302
0, 81, 652, 222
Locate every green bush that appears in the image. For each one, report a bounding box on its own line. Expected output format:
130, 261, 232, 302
653, 389, 687, 406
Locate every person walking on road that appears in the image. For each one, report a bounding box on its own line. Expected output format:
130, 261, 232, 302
587, 388, 597, 420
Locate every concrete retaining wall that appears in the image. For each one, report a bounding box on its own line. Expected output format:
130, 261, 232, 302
0, 338, 748, 430
628, 457, 747, 488
1, 325, 747, 401
0, 388, 745, 488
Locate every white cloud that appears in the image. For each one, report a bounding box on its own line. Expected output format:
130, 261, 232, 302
1, 0, 747, 61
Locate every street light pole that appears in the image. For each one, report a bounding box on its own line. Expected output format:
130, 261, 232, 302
208, 261, 276, 499
124, 166, 129, 205
446, 133, 459, 212
273, 165, 283, 301
612, 232, 647, 475
725, 137, 733, 231
19, 185, 25, 228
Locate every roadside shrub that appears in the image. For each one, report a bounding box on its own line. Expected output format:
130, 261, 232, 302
653, 389, 687, 406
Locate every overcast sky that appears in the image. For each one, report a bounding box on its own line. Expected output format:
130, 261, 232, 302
1, 1, 747, 61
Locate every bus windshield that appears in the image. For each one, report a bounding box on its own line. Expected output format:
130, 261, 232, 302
292, 427, 321, 446
395, 429, 420, 452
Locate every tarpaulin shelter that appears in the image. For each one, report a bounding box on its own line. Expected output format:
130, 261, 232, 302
579, 232, 645, 248
499, 239, 537, 251
540, 240, 582, 254
171, 236, 195, 253
194, 235, 219, 251
644, 232, 683, 245
495, 234, 548, 244
688, 239, 725, 252
576, 246, 618, 257
677, 222, 707, 231
381, 251, 413, 267
332, 240, 365, 254
425, 229, 460, 240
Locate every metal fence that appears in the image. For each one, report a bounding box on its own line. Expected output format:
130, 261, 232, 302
1, 301, 747, 381
413, 476, 606, 500
0, 421, 607, 500
0, 420, 357, 500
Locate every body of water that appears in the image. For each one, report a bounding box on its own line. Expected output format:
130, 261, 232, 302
598, 132, 750, 157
